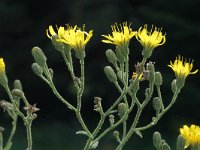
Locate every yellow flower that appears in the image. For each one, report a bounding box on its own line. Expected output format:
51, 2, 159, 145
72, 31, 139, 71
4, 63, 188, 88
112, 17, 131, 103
0, 58, 5, 73
102, 22, 136, 49
136, 25, 166, 58
168, 55, 198, 89
46, 24, 93, 51
180, 124, 200, 148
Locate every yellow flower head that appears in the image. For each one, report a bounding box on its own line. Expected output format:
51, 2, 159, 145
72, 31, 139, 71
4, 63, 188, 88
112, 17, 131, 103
136, 25, 166, 58
168, 55, 198, 89
0, 58, 5, 73
168, 55, 198, 79
46, 24, 93, 51
102, 22, 136, 49
180, 124, 200, 148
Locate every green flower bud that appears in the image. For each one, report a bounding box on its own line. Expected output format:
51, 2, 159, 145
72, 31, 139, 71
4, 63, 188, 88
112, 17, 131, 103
116, 48, 125, 63
153, 97, 161, 113
118, 103, 127, 118
147, 62, 155, 82
171, 79, 177, 93
106, 49, 117, 65
52, 35, 71, 52
14, 80, 23, 90
32, 63, 43, 76
12, 89, 24, 98
48, 68, 54, 79
113, 131, 119, 138
176, 135, 185, 150
32, 46, 47, 67
155, 72, 163, 86
153, 132, 162, 150
109, 115, 115, 126
104, 66, 117, 83
162, 143, 171, 150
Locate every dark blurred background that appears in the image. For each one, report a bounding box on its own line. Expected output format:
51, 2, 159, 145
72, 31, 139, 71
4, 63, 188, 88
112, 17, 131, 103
0, 0, 200, 149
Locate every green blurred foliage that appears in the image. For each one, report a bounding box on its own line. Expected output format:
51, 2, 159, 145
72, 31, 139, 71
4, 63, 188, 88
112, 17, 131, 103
0, 0, 200, 149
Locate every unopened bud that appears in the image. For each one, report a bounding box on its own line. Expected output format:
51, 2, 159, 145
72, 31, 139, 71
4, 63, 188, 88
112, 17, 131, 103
104, 66, 117, 83
176, 135, 185, 150
32, 63, 43, 76
155, 72, 163, 86
147, 61, 155, 72
113, 131, 119, 138
14, 80, 22, 90
162, 143, 171, 150
153, 132, 162, 150
153, 97, 161, 113
32, 46, 47, 67
118, 103, 127, 118
48, 68, 54, 79
0, 127, 4, 132
171, 79, 177, 93
109, 115, 115, 126
12, 89, 24, 98
116, 49, 125, 63
106, 49, 117, 65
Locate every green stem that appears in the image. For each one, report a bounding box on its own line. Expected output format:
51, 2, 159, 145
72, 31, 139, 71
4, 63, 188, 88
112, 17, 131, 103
122, 121, 127, 139
48, 80, 77, 111
116, 81, 154, 150
25, 121, 32, 150
4, 118, 17, 150
5, 84, 25, 119
136, 89, 180, 131
76, 56, 91, 137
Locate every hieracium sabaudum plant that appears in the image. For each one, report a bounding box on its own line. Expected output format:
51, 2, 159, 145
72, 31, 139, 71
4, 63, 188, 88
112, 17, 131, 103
0, 22, 199, 150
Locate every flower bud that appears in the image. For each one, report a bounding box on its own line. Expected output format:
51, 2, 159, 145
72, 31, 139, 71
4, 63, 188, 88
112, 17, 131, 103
176, 135, 185, 150
113, 131, 119, 138
48, 68, 54, 79
162, 143, 171, 150
12, 89, 24, 98
106, 49, 117, 65
153, 97, 161, 113
116, 49, 125, 63
146, 62, 155, 82
31, 63, 43, 76
109, 115, 115, 126
32, 46, 47, 67
171, 79, 177, 93
104, 66, 117, 83
118, 103, 127, 118
155, 72, 163, 86
153, 132, 162, 150
14, 80, 23, 90
52, 35, 71, 52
